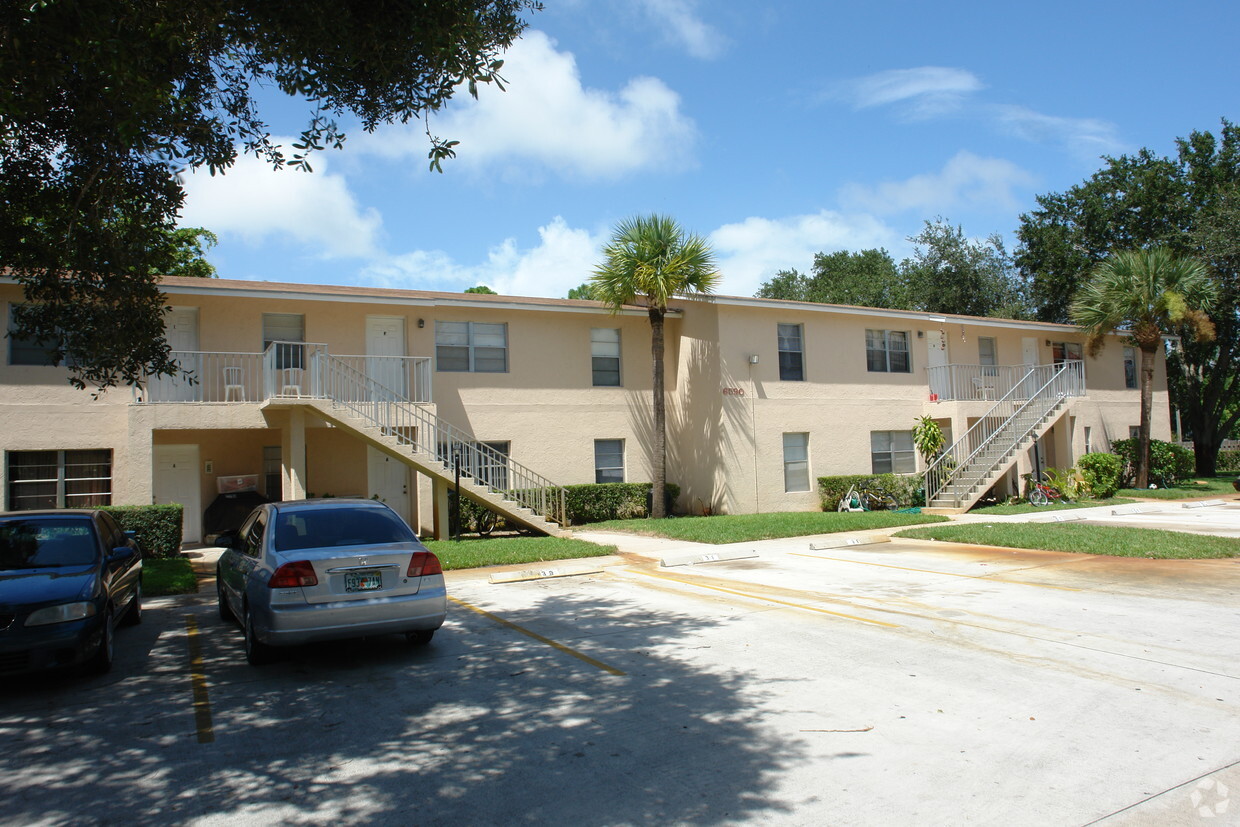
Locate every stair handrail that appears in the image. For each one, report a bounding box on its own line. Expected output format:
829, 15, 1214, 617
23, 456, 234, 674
313, 351, 568, 527
924, 361, 1082, 506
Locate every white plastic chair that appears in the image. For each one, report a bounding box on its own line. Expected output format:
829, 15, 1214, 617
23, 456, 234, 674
971, 376, 995, 400
223, 366, 245, 402
280, 368, 304, 397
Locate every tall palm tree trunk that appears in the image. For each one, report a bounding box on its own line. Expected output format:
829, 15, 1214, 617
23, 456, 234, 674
1136, 345, 1157, 488
649, 307, 667, 519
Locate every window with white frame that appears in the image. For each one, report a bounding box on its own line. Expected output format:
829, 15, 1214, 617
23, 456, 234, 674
7, 450, 112, 511
978, 337, 997, 376
1084, 426, 1092, 454
7, 305, 60, 366
594, 439, 624, 484
436, 321, 508, 372
262, 313, 305, 370
778, 324, 804, 381
1051, 341, 1083, 364
782, 433, 810, 492
870, 431, 915, 474
1123, 347, 1138, 389
866, 330, 911, 373
591, 328, 621, 387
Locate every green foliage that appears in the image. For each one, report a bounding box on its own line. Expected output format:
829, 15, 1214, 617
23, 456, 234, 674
895, 523, 1240, 560
1040, 467, 1083, 500
912, 416, 946, 463
1111, 438, 1195, 486
586, 511, 947, 545
464, 285, 497, 294
565, 483, 681, 524
901, 219, 1030, 319
0, 0, 539, 390
566, 282, 599, 301
424, 536, 617, 571
142, 558, 198, 596
1217, 450, 1240, 474
1076, 453, 1123, 498
157, 228, 218, 279
100, 504, 183, 559
756, 249, 906, 308
817, 474, 921, 511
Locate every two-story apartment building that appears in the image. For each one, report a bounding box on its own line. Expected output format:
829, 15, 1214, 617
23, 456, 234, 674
1, 276, 1166, 542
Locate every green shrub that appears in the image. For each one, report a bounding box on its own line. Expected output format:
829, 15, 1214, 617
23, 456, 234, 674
1076, 453, 1122, 498
1216, 450, 1240, 474
1111, 438, 1195, 485
100, 504, 183, 558
817, 474, 920, 510
565, 482, 681, 524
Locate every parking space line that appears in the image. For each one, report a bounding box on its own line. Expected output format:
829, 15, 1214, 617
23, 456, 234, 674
448, 597, 626, 676
184, 616, 215, 744
623, 569, 900, 628
789, 552, 1083, 591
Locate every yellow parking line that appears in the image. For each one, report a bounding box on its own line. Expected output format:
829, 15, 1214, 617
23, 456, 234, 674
184, 616, 215, 744
449, 597, 626, 676
789, 552, 1081, 591
624, 568, 900, 628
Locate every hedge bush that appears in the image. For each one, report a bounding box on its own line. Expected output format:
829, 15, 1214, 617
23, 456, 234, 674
1076, 453, 1123, 499
817, 474, 921, 511
455, 482, 682, 529
100, 504, 184, 558
1217, 450, 1240, 474
1111, 438, 1195, 485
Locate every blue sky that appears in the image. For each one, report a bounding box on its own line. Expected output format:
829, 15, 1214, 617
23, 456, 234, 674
179, 0, 1239, 300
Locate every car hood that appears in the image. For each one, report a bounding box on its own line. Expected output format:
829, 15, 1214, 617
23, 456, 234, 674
0, 567, 96, 608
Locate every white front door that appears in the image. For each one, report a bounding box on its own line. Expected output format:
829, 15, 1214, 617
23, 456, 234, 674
1021, 336, 1040, 397
926, 330, 949, 398
368, 446, 411, 526
154, 444, 202, 545
366, 316, 406, 397
163, 307, 200, 401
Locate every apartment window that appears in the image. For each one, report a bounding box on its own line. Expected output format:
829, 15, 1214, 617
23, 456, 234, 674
591, 328, 621, 387
1051, 341, 1083, 364
7, 450, 112, 511
870, 431, 915, 474
1123, 347, 1138, 389
866, 330, 910, 373
436, 322, 508, 373
1084, 426, 1092, 454
7, 305, 60, 366
978, 337, 997, 376
263, 446, 282, 500
782, 433, 810, 492
1129, 426, 1141, 440
778, 324, 804, 381
262, 313, 305, 370
594, 439, 625, 484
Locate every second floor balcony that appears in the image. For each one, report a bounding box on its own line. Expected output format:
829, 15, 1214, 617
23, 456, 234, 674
927, 362, 1086, 402
139, 342, 433, 405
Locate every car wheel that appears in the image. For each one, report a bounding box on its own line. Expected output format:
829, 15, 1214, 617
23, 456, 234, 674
243, 605, 276, 666
89, 608, 115, 674
217, 570, 233, 623
120, 580, 142, 626
406, 629, 435, 646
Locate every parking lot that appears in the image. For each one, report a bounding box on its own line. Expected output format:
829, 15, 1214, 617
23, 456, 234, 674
1, 525, 1238, 826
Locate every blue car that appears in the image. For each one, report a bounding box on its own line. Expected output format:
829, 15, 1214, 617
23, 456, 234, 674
0, 510, 143, 676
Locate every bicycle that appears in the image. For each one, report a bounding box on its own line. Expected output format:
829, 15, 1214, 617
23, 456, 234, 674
837, 483, 898, 512
1026, 472, 1068, 507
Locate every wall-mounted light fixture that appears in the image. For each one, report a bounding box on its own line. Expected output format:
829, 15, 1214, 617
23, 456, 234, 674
417, 318, 426, 329
748, 354, 759, 364
1045, 339, 1051, 347
916, 330, 924, 338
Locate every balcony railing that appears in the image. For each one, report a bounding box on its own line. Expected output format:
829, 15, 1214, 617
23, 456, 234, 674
140, 342, 433, 404
926, 362, 1087, 402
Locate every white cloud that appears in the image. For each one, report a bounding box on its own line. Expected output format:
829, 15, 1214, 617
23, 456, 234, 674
833, 67, 983, 116
637, 0, 727, 59
359, 31, 697, 180
839, 151, 1037, 216
179, 149, 382, 258
362, 217, 604, 298
710, 211, 898, 297
993, 105, 1126, 158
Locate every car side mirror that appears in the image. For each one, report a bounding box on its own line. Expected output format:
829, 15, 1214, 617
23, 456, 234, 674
214, 530, 241, 549
108, 547, 137, 565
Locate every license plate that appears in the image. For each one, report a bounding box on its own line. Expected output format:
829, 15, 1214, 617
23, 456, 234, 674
344, 570, 383, 592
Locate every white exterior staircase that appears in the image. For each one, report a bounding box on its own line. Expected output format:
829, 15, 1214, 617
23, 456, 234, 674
923, 362, 1084, 512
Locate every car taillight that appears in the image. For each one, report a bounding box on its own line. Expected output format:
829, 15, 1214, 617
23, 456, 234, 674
407, 551, 443, 577
268, 560, 318, 588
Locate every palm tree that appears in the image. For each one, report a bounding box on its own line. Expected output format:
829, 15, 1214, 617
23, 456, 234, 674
591, 215, 720, 518
1071, 247, 1217, 488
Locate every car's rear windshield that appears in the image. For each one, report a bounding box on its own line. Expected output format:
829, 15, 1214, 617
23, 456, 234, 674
273, 507, 416, 552
0, 520, 98, 569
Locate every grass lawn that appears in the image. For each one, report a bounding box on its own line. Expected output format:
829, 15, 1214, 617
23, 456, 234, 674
895, 523, 1240, 559
143, 557, 198, 596
582, 511, 948, 544
969, 497, 1134, 516
1117, 476, 1239, 500
423, 536, 618, 571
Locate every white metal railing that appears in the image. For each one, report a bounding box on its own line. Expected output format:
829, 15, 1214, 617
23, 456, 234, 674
924, 361, 1084, 507
316, 353, 568, 527
141, 344, 433, 404
927, 362, 1088, 402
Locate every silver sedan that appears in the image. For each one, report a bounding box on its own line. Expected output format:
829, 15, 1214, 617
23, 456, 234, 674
215, 499, 446, 665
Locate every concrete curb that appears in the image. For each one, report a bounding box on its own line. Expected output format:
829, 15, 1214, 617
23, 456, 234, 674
807, 534, 892, 550
488, 565, 604, 584
660, 549, 759, 568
